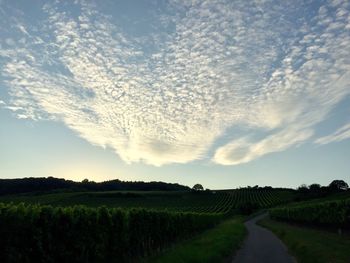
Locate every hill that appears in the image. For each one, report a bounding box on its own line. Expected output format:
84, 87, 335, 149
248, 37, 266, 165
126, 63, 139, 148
0, 177, 190, 195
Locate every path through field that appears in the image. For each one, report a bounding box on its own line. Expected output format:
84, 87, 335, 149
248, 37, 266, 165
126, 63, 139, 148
232, 213, 296, 263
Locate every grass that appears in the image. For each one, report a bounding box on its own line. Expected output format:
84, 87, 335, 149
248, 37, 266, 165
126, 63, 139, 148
146, 216, 246, 263
259, 218, 350, 263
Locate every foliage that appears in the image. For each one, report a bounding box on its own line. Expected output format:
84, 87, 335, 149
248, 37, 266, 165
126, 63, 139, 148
329, 180, 349, 191
192, 184, 204, 191
0, 177, 190, 195
0, 203, 222, 262
293, 180, 350, 202
259, 218, 350, 263
237, 201, 259, 215
270, 198, 350, 228
0, 188, 295, 215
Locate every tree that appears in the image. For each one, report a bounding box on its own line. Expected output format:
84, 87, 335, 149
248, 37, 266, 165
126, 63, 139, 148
192, 184, 204, 191
297, 184, 309, 193
328, 180, 349, 191
82, 178, 89, 184
309, 183, 321, 192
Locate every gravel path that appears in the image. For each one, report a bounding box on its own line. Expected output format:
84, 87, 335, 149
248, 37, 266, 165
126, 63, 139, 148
232, 213, 296, 263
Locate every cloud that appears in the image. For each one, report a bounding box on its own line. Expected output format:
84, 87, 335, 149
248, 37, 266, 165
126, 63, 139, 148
213, 128, 313, 165
1, 0, 350, 166
315, 123, 350, 144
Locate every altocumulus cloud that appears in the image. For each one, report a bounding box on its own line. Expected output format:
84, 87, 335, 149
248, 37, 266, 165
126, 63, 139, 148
0, 0, 350, 166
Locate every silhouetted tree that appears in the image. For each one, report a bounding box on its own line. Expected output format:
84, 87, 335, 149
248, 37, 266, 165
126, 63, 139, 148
309, 183, 321, 192
329, 180, 349, 191
82, 178, 89, 184
297, 184, 309, 193
0, 177, 190, 195
192, 184, 204, 191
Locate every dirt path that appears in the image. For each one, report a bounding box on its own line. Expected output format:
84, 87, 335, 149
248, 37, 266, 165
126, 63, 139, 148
232, 213, 296, 263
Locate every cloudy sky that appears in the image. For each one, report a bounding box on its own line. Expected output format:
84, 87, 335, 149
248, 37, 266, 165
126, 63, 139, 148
1, 0, 349, 188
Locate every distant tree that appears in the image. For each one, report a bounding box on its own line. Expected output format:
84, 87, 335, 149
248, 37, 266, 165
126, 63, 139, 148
0, 177, 190, 195
253, 185, 259, 189
297, 184, 309, 193
192, 184, 204, 191
309, 183, 321, 192
328, 180, 349, 191
263, 186, 273, 190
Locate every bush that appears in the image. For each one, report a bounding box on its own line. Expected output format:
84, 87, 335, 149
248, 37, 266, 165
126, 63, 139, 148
270, 199, 350, 228
0, 203, 222, 262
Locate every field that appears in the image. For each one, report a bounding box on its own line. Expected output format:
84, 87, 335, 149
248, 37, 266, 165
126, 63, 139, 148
1, 184, 349, 262
259, 218, 350, 263
263, 192, 350, 263
0, 187, 294, 262
0, 188, 295, 214
270, 198, 350, 228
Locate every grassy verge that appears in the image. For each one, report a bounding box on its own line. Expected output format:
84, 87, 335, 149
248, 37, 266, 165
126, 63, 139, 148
145, 216, 246, 263
259, 218, 350, 263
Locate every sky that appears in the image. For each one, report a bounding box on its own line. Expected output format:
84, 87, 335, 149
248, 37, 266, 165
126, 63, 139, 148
0, 0, 350, 189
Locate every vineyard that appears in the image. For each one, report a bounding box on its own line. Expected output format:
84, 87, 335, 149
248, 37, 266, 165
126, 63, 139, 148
0, 188, 295, 214
0, 188, 295, 262
270, 198, 350, 228
0, 203, 222, 262
1, 187, 348, 262
169, 189, 295, 214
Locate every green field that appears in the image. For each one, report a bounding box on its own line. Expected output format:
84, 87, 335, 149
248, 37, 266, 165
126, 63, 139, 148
0, 188, 295, 214
262, 192, 350, 263
1, 185, 349, 262
0, 202, 223, 262
259, 218, 350, 263
269, 190, 350, 229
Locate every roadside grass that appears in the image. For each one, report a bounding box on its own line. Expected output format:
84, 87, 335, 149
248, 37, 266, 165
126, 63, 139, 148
259, 218, 350, 263
145, 216, 246, 263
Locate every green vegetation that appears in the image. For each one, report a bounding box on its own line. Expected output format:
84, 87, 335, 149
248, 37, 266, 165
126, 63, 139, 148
2, 177, 347, 262
259, 218, 350, 263
0, 188, 295, 214
0, 177, 190, 195
148, 217, 246, 263
0, 203, 222, 262
270, 198, 350, 228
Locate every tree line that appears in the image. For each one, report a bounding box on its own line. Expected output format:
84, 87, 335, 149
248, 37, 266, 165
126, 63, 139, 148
294, 180, 349, 201
0, 177, 190, 195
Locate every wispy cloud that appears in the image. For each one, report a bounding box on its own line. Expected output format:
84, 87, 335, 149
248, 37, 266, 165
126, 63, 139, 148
315, 123, 350, 144
1, 0, 350, 166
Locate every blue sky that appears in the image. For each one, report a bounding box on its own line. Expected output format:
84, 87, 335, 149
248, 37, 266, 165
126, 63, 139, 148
1, 0, 350, 189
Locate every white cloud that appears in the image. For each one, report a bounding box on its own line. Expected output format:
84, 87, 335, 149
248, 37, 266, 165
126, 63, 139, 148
1, 0, 350, 166
315, 123, 350, 144
213, 128, 313, 165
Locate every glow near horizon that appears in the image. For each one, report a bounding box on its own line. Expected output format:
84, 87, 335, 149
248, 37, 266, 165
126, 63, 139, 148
0, 0, 350, 188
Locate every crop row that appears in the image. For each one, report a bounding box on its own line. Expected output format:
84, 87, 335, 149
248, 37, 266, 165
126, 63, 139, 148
0, 203, 222, 262
270, 198, 350, 227
170, 189, 294, 214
